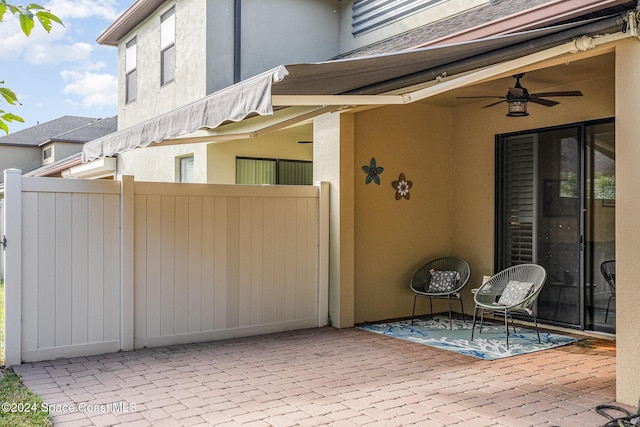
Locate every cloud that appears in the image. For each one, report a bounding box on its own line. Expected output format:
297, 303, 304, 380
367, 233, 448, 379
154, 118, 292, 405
61, 70, 118, 109
44, 0, 123, 21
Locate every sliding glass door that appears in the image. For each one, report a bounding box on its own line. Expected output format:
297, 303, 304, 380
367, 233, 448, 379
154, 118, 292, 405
584, 121, 616, 333
496, 119, 615, 332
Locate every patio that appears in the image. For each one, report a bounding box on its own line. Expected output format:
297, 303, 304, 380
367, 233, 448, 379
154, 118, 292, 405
12, 326, 634, 427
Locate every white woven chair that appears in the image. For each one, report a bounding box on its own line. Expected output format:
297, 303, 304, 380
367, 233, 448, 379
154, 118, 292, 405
471, 264, 547, 349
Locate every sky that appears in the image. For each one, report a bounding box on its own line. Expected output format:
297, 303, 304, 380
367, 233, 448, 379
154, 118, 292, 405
0, 0, 132, 133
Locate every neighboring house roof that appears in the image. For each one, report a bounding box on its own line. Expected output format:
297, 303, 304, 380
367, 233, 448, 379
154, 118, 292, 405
38, 116, 118, 146
0, 116, 115, 147
335, 0, 636, 59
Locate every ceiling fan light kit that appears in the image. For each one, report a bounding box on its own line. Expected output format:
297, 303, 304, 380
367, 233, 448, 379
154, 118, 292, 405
457, 72, 583, 117
507, 100, 528, 117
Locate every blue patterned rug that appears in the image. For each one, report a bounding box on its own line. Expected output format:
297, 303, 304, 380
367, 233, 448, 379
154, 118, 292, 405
358, 316, 579, 360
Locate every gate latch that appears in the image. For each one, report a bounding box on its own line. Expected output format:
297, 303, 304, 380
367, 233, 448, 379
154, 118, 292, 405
0, 235, 6, 249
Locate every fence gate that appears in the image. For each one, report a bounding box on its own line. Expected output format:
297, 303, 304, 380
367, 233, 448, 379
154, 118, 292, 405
3, 170, 122, 365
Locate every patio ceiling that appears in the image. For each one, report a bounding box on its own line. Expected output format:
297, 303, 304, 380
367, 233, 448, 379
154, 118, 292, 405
424, 51, 616, 108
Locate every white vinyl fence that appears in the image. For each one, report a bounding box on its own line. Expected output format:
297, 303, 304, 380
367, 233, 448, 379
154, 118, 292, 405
1, 169, 328, 366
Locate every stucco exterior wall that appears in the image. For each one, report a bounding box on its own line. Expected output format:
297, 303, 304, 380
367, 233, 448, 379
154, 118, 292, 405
352, 103, 454, 324
0, 146, 41, 183
206, 124, 313, 184
614, 38, 640, 407
207, 0, 342, 93
116, 143, 208, 183
313, 112, 356, 328
118, 0, 208, 129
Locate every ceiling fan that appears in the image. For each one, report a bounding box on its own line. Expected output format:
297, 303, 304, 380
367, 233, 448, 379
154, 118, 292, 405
457, 73, 583, 117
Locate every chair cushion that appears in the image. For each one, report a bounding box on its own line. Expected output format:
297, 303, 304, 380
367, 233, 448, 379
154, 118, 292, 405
497, 280, 535, 306
428, 270, 460, 293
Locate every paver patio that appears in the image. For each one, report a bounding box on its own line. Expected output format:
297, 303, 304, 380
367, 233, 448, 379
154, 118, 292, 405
12, 326, 635, 426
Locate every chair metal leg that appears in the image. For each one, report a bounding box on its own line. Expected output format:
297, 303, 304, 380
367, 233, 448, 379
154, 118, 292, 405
509, 313, 517, 334
447, 296, 453, 329
460, 297, 465, 324
504, 310, 510, 349
429, 298, 434, 320
471, 305, 478, 341
605, 296, 613, 323
479, 309, 485, 333
411, 295, 417, 325
533, 310, 541, 343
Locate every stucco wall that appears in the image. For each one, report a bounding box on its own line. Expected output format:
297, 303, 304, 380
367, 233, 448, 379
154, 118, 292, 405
117, 143, 208, 183
118, 0, 208, 129
207, 0, 342, 93
614, 38, 640, 407
352, 103, 454, 324
206, 124, 313, 184
0, 146, 41, 183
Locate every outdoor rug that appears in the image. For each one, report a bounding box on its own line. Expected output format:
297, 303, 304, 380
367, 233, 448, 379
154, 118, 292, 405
358, 316, 579, 360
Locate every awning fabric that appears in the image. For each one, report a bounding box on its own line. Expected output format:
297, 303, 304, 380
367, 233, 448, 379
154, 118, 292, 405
271, 15, 624, 96
82, 68, 281, 162
81, 13, 625, 162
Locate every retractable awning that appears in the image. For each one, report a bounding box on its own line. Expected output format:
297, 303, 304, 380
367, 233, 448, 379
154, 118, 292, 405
82, 12, 629, 163
82, 68, 285, 162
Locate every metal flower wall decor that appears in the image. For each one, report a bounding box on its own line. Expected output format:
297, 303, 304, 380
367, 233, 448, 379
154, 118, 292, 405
392, 173, 412, 200
362, 157, 384, 185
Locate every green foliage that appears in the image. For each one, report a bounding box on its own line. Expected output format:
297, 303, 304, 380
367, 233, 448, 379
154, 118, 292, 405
0, 1, 63, 134
0, 372, 52, 426
594, 172, 616, 200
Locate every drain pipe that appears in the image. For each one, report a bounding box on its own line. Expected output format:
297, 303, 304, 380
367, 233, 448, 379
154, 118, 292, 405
234, 0, 242, 83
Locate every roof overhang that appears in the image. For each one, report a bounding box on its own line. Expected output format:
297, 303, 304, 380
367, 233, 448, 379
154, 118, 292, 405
62, 157, 117, 179
97, 0, 165, 46
82, 11, 636, 163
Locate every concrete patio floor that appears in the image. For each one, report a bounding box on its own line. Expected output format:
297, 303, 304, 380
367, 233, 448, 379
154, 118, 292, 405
12, 326, 635, 426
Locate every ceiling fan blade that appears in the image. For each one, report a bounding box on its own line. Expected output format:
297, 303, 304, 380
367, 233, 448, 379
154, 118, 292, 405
508, 86, 524, 96
532, 91, 583, 97
456, 96, 505, 99
529, 97, 559, 107
482, 100, 506, 108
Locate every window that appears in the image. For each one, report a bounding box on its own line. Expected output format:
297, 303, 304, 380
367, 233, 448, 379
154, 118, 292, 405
352, 0, 446, 37
160, 7, 175, 86
125, 37, 137, 103
43, 147, 53, 162
178, 155, 194, 183
236, 157, 312, 185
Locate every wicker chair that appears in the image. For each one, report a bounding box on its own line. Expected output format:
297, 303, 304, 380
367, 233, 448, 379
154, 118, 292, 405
410, 256, 471, 329
471, 264, 547, 349
600, 260, 616, 323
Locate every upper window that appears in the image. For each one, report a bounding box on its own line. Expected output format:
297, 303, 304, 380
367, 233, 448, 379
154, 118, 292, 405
125, 37, 137, 103
352, 0, 446, 37
160, 7, 176, 86
42, 146, 53, 163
